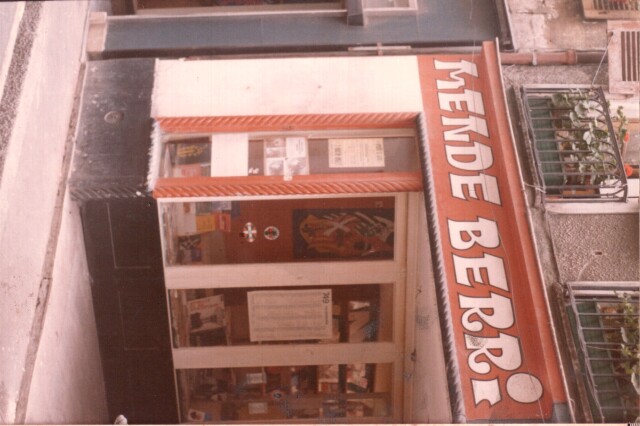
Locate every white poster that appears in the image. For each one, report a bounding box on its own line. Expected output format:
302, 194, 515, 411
328, 138, 385, 168
247, 289, 332, 342
210, 133, 249, 176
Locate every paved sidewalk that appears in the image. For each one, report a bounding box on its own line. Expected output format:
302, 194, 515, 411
0, 2, 23, 102
0, 1, 109, 423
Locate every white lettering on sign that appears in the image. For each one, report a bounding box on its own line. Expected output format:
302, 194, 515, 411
438, 89, 486, 115
450, 173, 501, 204
465, 332, 522, 374
459, 293, 515, 332
435, 59, 544, 408
472, 378, 501, 406
506, 373, 544, 403
442, 116, 489, 142
445, 141, 494, 171
447, 218, 500, 250
434, 59, 479, 89
452, 253, 508, 291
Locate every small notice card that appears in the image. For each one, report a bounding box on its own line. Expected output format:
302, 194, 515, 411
328, 138, 385, 168
247, 289, 332, 342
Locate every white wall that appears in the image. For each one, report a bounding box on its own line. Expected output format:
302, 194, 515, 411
0, 1, 108, 422
25, 194, 109, 424
409, 198, 452, 423
153, 56, 424, 117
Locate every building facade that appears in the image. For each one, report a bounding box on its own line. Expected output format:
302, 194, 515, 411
66, 0, 638, 423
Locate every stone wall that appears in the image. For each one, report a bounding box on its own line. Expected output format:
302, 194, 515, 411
506, 0, 608, 50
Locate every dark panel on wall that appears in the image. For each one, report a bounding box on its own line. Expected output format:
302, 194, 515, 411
69, 58, 155, 200
108, 199, 163, 270
69, 56, 177, 423
123, 352, 177, 423
80, 199, 163, 278
80, 199, 178, 424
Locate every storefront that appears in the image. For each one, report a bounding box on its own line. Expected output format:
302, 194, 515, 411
70, 41, 569, 423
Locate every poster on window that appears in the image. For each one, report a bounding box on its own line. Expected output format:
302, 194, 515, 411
264, 137, 310, 177
187, 294, 225, 334
328, 138, 385, 168
292, 208, 394, 260
247, 289, 332, 342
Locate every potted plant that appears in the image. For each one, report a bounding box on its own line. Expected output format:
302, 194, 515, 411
550, 88, 628, 197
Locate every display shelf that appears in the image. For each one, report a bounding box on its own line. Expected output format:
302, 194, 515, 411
168, 283, 392, 348
176, 364, 392, 423
163, 260, 401, 290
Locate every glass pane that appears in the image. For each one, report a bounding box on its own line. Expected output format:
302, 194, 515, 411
168, 284, 394, 348
162, 137, 212, 178
160, 196, 396, 265
160, 134, 419, 179
364, 0, 410, 8
176, 364, 392, 422
138, 0, 338, 10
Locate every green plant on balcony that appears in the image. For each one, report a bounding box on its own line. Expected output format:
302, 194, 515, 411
619, 293, 640, 398
550, 89, 627, 188
585, 292, 640, 421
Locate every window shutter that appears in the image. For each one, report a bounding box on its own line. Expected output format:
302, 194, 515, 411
581, 0, 640, 20
608, 20, 640, 95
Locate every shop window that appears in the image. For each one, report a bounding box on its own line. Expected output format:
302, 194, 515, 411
177, 363, 392, 422
160, 197, 397, 266
566, 282, 639, 422
168, 284, 393, 348
135, 0, 339, 10
133, 0, 343, 15
131, 0, 417, 16
157, 192, 419, 422
151, 126, 422, 197
159, 131, 420, 181
521, 86, 630, 203
151, 118, 431, 422
363, 0, 416, 12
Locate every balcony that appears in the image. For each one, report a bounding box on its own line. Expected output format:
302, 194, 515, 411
522, 86, 629, 203
566, 282, 639, 422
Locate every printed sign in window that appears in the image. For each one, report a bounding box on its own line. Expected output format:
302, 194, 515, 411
328, 138, 385, 168
264, 137, 310, 177
247, 289, 332, 342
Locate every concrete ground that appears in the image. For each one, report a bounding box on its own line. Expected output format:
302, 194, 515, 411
0, 1, 109, 423
0, 2, 22, 103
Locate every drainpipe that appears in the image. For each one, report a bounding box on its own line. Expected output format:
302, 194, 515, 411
500, 50, 606, 65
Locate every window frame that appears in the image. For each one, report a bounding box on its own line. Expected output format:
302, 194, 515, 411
130, 0, 418, 17
159, 192, 421, 423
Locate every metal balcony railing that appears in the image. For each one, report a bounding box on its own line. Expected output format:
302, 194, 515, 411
522, 86, 628, 203
566, 282, 639, 422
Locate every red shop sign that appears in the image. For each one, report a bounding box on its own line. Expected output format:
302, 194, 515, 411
418, 43, 568, 421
